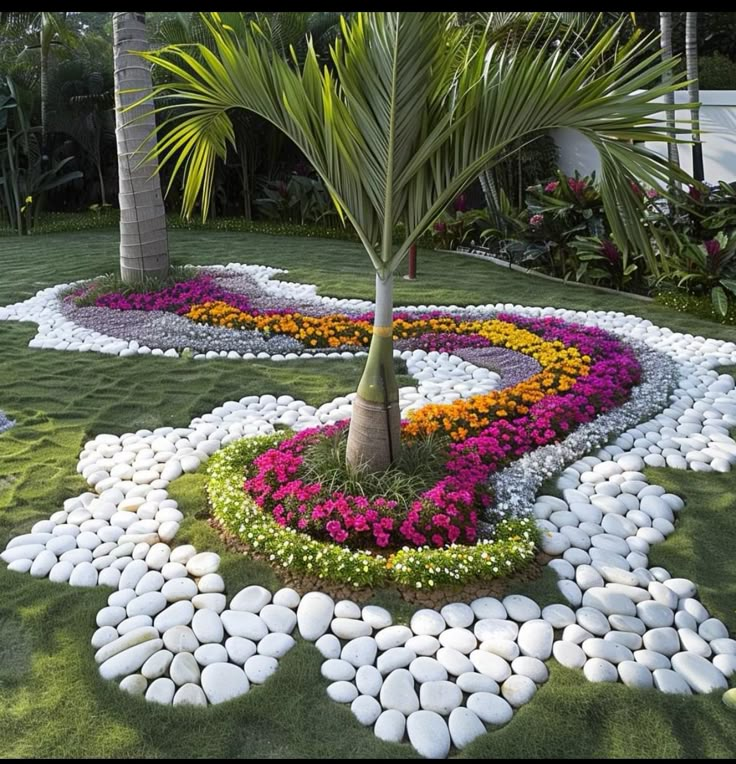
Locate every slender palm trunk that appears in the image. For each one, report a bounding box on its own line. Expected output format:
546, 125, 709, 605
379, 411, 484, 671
660, 12, 680, 172
113, 11, 169, 283
97, 160, 107, 206
40, 46, 48, 160
346, 273, 401, 472
686, 12, 704, 181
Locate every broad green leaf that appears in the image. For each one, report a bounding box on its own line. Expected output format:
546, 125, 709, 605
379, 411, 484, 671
712, 286, 728, 317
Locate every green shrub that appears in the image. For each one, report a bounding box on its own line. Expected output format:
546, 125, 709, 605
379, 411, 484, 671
699, 53, 736, 90
655, 289, 736, 325
0, 209, 434, 248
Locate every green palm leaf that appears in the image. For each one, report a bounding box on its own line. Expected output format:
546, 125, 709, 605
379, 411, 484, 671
135, 11, 693, 279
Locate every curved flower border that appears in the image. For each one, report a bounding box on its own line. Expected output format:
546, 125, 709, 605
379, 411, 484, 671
208, 433, 539, 589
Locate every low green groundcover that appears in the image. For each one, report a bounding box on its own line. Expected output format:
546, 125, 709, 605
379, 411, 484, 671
207, 433, 539, 590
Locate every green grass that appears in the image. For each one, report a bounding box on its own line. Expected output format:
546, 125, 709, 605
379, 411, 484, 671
0, 229, 734, 758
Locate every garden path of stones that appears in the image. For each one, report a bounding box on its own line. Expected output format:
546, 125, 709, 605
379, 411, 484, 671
1, 266, 735, 759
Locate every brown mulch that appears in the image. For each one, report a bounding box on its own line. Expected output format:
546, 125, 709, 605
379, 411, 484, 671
209, 516, 551, 609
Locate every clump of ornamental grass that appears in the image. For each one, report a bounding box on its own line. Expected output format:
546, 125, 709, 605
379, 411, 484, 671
300, 426, 449, 521
65, 265, 200, 307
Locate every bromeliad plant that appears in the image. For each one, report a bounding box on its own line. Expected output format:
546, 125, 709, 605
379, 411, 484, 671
138, 11, 691, 472
656, 231, 736, 317
516, 171, 608, 279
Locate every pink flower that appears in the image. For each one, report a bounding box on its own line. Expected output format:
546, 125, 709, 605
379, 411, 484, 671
544, 181, 559, 193
529, 214, 544, 227
567, 177, 587, 195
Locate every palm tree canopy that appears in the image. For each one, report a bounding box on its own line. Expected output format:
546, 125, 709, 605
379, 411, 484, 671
139, 11, 692, 276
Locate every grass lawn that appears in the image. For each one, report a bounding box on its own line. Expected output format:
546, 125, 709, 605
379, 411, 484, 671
0, 229, 734, 758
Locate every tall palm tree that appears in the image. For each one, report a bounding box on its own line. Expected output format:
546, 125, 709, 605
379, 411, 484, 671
0, 12, 77, 162
113, 11, 169, 282
686, 12, 704, 181
138, 12, 689, 470
660, 12, 681, 171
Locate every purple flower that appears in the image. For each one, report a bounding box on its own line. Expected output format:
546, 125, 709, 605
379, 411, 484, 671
600, 239, 621, 264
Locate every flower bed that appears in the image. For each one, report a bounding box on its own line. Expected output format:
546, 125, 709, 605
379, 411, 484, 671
207, 309, 643, 589
58, 267, 642, 588
208, 434, 539, 589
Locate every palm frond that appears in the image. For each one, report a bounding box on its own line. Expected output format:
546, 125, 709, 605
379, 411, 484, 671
136, 11, 694, 278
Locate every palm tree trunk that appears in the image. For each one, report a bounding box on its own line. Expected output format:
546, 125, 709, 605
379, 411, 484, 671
113, 11, 169, 283
346, 272, 401, 472
686, 12, 704, 182
97, 161, 107, 206
39, 41, 48, 161
659, 12, 681, 171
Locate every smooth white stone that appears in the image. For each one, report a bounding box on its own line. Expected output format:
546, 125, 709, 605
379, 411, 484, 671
225, 636, 257, 665
410, 609, 446, 636
162, 625, 199, 653
194, 643, 229, 666
583, 657, 618, 683
201, 662, 249, 704
374, 709, 406, 744
185, 552, 220, 577
141, 649, 174, 680
244, 655, 278, 684
671, 652, 728, 693
230, 585, 272, 613
553, 641, 586, 669
297, 592, 334, 641
361, 605, 392, 629
379, 668, 420, 715
192, 609, 224, 643
466, 692, 513, 725
341, 636, 378, 668
355, 664, 383, 696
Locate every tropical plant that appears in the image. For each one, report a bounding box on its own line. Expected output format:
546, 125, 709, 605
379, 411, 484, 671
569, 236, 642, 291
112, 11, 169, 282
0, 77, 82, 234
656, 231, 736, 316
48, 56, 115, 206
511, 171, 608, 279
0, 12, 79, 155
254, 173, 339, 226
698, 52, 736, 90
137, 11, 691, 470
430, 199, 487, 251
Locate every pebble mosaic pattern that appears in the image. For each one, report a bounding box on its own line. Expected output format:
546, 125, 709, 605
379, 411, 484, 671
1, 266, 735, 758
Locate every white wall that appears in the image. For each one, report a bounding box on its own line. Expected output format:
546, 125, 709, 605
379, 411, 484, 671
551, 90, 736, 184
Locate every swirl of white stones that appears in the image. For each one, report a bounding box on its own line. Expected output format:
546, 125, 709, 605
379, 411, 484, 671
1, 267, 736, 758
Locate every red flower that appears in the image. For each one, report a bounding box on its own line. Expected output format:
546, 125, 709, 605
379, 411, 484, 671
544, 181, 559, 193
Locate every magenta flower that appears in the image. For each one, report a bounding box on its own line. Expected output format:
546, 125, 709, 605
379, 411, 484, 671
243, 313, 641, 553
